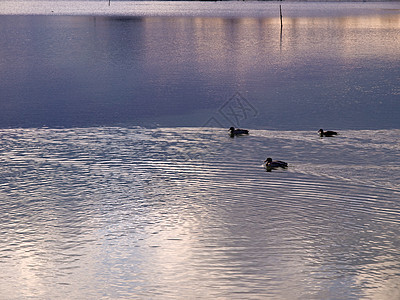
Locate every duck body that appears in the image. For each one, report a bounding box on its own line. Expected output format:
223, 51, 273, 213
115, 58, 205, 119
229, 127, 249, 136
318, 129, 338, 137
264, 158, 288, 171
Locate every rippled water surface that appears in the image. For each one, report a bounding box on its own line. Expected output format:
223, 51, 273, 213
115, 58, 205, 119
1, 127, 399, 299
0, 1, 400, 299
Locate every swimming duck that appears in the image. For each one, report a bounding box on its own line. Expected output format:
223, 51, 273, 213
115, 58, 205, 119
229, 127, 249, 137
264, 157, 288, 171
318, 129, 338, 137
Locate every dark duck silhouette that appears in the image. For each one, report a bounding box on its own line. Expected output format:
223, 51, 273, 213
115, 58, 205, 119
264, 157, 288, 171
229, 127, 249, 137
318, 129, 338, 137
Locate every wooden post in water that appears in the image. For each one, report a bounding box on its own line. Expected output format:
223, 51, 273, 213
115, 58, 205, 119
279, 5, 283, 52
109, 0, 110, 6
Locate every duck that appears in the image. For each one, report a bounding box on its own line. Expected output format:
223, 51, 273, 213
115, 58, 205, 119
229, 127, 249, 137
264, 157, 288, 171
318, 129, 338, 137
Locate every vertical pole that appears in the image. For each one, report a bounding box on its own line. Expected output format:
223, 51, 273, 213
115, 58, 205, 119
279, 5, 283, 52
109, 0, 110, 6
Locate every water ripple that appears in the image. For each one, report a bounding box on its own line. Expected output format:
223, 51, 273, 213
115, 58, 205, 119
0, 127, 399, 299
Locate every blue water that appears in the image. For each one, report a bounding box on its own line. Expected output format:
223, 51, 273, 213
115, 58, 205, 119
0, 2, 399, 299
0, 2, 399, 129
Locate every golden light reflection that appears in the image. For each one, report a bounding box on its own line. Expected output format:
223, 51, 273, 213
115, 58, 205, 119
139, 13, 400, 83
282, 15, 400, 60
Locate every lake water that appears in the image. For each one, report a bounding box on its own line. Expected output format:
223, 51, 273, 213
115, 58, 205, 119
0, 1, 400, 299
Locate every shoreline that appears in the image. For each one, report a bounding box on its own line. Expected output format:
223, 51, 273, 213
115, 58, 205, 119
1, 1, 399, 18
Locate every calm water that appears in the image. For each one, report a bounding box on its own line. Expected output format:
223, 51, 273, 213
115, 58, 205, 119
0, 2, 400, 299
1, 2, 400, 129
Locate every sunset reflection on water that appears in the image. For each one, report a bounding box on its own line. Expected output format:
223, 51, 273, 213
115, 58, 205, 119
0, 1, 399, 299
